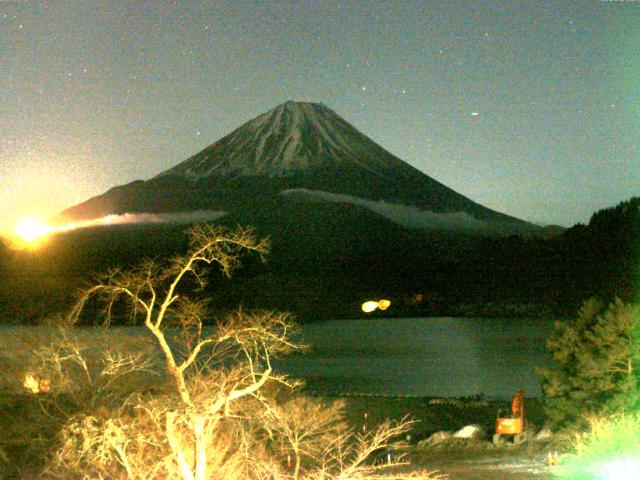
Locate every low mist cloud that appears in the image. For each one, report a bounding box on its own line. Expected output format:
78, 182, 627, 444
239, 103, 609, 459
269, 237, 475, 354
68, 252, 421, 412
53, 210, 228, 234
96, 210, 228, 226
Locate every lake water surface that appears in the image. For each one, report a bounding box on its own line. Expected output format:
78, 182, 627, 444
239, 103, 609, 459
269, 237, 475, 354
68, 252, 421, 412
273, 317, 555, 398
1, 317, 555, 399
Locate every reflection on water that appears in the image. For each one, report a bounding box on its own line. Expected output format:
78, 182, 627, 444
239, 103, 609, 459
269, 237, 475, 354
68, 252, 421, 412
273, 317, 555, 398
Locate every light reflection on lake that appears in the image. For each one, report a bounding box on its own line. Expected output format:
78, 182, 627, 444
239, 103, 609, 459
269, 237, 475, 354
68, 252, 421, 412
273, 317, 555, 398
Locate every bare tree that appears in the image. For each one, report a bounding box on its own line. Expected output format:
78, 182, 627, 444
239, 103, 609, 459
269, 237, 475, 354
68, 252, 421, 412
46, 224, 443, 480
69, 225, 274, 404
263, 396, 348, 480
61, 225, 298, 479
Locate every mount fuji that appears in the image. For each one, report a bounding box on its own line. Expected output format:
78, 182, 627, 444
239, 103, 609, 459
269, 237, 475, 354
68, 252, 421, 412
0, 101, 566, 321
58, 101, 539, 235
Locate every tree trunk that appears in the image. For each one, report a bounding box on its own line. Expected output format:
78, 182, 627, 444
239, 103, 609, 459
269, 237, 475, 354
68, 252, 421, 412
293, 448, 301, 480
193, 414, 207, 480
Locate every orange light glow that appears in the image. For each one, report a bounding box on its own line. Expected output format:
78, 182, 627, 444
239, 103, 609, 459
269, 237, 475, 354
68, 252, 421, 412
9, 211, 222, 249
14, 218, 53, 246
361, 299, 392, 313
12, 215, 112, 248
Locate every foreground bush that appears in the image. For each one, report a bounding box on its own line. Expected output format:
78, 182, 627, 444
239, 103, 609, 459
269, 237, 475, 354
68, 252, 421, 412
553, 413, 640, 479
32, 224, 442, 480
0, 326, 160, 478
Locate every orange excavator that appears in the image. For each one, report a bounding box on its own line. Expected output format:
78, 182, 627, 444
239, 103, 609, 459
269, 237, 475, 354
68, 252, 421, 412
493, 389, 528, 445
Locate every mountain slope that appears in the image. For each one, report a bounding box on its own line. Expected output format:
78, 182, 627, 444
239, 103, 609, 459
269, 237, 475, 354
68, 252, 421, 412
58, 101, 539, 234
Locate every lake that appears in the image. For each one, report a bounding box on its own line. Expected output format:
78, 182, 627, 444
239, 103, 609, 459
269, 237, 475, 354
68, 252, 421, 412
273, 317, 555, 398
1, 317, 556, 399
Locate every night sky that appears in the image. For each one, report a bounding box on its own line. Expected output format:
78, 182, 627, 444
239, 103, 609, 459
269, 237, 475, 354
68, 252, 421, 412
1, 0, 638, 233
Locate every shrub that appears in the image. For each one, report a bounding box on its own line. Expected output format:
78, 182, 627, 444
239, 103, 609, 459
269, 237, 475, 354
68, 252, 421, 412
538, 298, 640, 430
553, 413, 640, 479
0, 326, 161, 478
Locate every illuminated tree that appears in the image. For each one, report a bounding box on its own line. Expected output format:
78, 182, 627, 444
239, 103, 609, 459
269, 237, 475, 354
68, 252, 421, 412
538, 298, 640, 430
49, 224, 439, 480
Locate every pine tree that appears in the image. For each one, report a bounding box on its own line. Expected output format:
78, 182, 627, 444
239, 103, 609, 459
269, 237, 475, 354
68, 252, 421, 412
538, 298, 640, 430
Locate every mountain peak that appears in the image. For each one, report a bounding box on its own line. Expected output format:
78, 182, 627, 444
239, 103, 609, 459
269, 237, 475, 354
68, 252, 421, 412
155, 101, 411, 179
276, 100, 328, 112
280, 99, 323, 108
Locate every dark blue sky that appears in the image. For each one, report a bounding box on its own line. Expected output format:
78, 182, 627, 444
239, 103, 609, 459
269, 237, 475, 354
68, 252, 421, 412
1, 0, 638, 231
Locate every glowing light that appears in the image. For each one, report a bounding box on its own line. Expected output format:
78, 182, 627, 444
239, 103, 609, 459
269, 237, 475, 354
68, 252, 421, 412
23, 374, 40, 393
551, 413, 640, 479
14, 218, 52, 244
23, 374, 51, 394
597, 457, 640, 480
12, 213, 139, 246
12, 216, 104, 247
9, 210, 227, 249
361, 299, 392, 313
362, 301, 379, 313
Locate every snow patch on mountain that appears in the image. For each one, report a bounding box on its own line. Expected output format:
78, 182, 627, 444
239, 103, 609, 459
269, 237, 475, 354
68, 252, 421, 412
280, 188, 490, 230
155, 101, 413, 179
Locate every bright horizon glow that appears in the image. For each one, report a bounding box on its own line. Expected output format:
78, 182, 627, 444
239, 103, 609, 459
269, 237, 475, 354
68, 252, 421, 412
8, 210, 228, 249
13, 217, 53, 245
12, 216, 105, 248
11, 215, 132, 247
